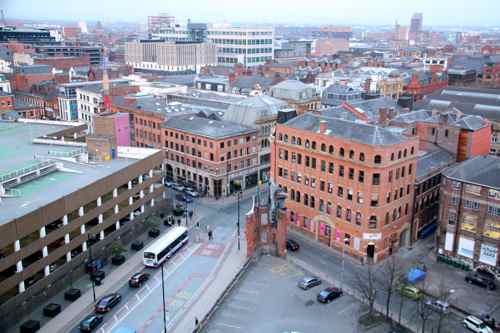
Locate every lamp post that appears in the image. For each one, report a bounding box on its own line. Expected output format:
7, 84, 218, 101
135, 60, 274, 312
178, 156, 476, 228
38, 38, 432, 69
87, 234, 96, 303
161, 261, 167, 333
237, 190, 242, 251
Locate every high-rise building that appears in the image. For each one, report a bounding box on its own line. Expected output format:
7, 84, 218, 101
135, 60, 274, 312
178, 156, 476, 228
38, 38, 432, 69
148, 12, 175, 34
409, 13, 423, 41
151, 23, 274, 67
125, 40, 217, 74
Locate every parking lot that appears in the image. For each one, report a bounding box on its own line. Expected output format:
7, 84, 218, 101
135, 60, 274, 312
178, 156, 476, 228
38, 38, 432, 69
202, 255, 391, 333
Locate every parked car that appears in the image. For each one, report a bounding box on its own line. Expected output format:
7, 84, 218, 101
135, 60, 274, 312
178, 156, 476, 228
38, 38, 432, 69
95, 293, 122, 313
399, 285, 422, 301
111, 254, 126, 266
298, 276, 322, 290
286, 239, 300, 251
20, 320, 40, 333
172, 184, 185, 192
129, 272, 150, 288
476, 268, 496, 281
424, 299, 449, 313
184, 189, 200, 198
64, 288, 81, 301
465, 272, 496, 290
148, 228, 161, 238
463, 315, 493, 333
79, 314, 103, 332
85, 259, 104, 273
43, 303, 61, 317
317, 287, 343, 303
131, 240, 144, 251
164, 180, 175, 188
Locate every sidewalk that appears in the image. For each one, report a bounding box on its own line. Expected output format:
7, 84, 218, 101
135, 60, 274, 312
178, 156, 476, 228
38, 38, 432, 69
199, 187, 255, 207
170, 235, 248, 333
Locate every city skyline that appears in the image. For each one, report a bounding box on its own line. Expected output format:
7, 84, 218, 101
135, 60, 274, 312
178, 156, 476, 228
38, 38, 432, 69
3, 0, 500, 27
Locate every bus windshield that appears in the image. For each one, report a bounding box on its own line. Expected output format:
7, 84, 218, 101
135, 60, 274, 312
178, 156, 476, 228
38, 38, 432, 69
144, 252, 155, 259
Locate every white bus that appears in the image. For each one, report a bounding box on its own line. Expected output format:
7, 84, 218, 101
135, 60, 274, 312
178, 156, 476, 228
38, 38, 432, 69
143, 226, 188, 267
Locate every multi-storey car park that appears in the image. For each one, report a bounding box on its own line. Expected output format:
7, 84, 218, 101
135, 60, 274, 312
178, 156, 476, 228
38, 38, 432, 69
0, 120, 165, 326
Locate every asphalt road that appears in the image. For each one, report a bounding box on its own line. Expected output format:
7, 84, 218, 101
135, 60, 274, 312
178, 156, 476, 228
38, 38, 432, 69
288, 231, 470, 333
202, 255, 392, 333
69, 190, 253, 333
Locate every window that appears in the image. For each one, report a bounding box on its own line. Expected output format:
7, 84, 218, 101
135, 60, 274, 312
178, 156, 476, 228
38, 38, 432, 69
329, 145, 334, 154
464, 200, 480, 211
386, 192, 391, 204
368, 216, 377, 229
358, 170, 364, 183
328, 162, 334, 174
398, 151, 402, 159
385, 212, 390, 225
304, 194, 309, 206
374, 155, 382, 164
336, 205, 342, 218
359, 152, 365, 161
311, 141, 317, 150
445, 129, 449, 137
355, 212, 362, 225
403, 149, 407, 157
388, 170, 393, 182
346, 209, 352, 222
370, 193, 379, 207
391, 153, 395, 161
339, 165, 344, 177
321, 143, 326, 152
372, 173, 380, 185
357, 192, 364, 204
349, 150, 354, 159
448, 210, 457, 225
409, 164, 413, 175
337, 186, 344, 197
328, 183, 334, 193
348, 168, 354, 180
339, 147, 345, 157
305, 156, 310, 167
320, 180, 325, 191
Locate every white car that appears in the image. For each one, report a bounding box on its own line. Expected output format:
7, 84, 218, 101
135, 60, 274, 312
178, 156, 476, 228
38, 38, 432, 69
463, 315, 493, 333
424, 299, 449, 313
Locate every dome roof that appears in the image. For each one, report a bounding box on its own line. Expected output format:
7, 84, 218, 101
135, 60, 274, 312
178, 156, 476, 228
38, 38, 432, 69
223, 95, 287, 126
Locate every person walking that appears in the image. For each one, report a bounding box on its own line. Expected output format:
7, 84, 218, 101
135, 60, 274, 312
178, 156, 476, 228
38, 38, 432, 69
208, 230, 213, 241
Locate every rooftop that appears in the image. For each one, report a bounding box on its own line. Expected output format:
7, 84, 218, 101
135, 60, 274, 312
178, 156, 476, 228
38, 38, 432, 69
283, 113, 410, 146
163, 114, 255, 139
0, 121, 158, 225
416, 146, 455, 181
443, 155, 500, 190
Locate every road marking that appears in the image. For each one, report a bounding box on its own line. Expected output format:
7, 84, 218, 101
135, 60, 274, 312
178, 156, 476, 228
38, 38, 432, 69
226, 302, 254, 312
103, 243, 202, 333
215, 322, 242, 329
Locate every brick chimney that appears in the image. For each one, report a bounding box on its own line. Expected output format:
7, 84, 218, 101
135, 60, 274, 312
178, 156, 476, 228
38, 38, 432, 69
319, 120, 328, 134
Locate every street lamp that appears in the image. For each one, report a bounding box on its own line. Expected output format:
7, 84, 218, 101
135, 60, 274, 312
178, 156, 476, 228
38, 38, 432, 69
87, 234, 96, 303
236, 190, 242, 251
161, 261, 167, 333
340, 237, 350, 291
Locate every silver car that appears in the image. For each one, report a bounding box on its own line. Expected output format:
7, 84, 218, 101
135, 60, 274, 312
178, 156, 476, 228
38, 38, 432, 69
424, 299, 449, 313
297, 276, 322, 290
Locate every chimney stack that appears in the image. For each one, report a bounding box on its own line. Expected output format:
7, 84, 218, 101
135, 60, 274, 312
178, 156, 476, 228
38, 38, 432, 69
319, 120, 328, 134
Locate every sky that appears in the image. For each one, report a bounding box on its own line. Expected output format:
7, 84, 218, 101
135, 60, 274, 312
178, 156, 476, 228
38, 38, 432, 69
2, 0, 500, 27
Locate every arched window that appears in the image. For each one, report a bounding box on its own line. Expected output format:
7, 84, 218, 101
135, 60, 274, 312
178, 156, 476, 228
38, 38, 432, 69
321, 143, 326, 152
398, 150, 402, 159
329, 145, 334, 154
297, 137, 302, 145
284, 134, 288, 143
312, 141, 317, 150
291, 136, 296, 144
403, 149, 407, 158
278, 133, 283, 141
359, 152, 365, 161
339, 147, 345, 157
368, 216, 377, 229
374, 155, 382, 164
385, 212, 390, 225
391, 152, 395, 161
305, 140, 310, 148
349, 150, 354, 159
410, 146, 415, 155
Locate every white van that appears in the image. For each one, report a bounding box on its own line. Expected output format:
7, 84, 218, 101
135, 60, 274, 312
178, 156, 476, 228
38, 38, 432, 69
463, 315, 493, 333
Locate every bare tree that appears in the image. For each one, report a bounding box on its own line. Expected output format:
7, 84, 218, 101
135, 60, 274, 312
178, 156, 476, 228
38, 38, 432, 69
377, 256, 405, 320
435, 279, 453, 333
416, 282, 433, 333
354, 265, 378, 319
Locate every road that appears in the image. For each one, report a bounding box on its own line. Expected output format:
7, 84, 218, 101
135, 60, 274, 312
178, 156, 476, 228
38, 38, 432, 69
288, 230, 470, 333
70, 189, 253, 333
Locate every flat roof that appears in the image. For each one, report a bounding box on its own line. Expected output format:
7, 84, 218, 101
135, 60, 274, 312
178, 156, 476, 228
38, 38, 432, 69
0, 121, 152, 225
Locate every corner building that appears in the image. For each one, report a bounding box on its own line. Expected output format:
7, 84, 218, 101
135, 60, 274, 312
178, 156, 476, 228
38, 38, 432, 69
272, 113, 418, 262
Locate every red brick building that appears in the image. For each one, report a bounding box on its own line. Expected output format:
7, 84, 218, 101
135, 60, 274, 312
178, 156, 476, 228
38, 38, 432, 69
404, 70, 448, 101
438, 156, 500, 269
481, 57, 500, 88
272, 113, 418, 262
0, 92, 13, 112
34, 55, 90, 71
10, 64, 54, 92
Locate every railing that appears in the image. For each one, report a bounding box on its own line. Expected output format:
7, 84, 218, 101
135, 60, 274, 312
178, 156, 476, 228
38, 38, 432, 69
0, 161, 55, 184
3, 188, 22, 197
47, 149, 84, 158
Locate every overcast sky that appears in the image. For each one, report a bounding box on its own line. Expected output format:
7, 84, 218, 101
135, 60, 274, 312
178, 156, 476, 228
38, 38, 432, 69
2, 0, 499, 26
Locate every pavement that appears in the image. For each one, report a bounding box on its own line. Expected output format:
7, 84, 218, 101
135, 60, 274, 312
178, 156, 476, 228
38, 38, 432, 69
8, 187, 254, 333
286, 229, 479, 333
202, 254, 393, 333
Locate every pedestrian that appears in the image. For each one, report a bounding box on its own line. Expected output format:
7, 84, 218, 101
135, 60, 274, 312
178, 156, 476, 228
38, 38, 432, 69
195, 317, 199, 328
177, 219, 181, 226
196, 221, 200, 229
208, 230, 213, 241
